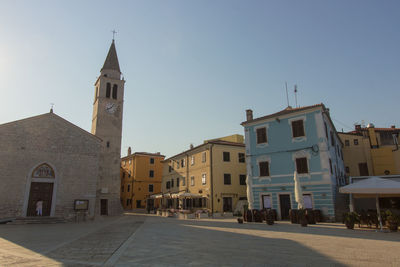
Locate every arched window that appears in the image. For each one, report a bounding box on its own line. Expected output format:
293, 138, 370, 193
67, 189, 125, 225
32, 163, 55, 178
112, 84, 118, 99
106, 83, 111, 98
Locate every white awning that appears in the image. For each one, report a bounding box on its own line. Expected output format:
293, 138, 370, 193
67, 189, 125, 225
339, 176, 400, 194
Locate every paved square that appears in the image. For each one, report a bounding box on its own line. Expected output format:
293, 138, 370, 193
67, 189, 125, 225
0, 214, 399, 266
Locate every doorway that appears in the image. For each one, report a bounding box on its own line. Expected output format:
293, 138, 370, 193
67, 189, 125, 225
279, 194, 291, 220
223, 197, 233, 212
27, 182, 53, 216
100, 199, 108, 215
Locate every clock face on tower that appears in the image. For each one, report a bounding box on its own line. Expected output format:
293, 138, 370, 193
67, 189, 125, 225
105, 102, 117, 114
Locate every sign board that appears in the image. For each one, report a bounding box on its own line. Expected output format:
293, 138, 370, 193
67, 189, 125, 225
74, 199, 89, 210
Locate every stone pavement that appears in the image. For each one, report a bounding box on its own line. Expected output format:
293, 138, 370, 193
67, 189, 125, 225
0, 213, 400, 266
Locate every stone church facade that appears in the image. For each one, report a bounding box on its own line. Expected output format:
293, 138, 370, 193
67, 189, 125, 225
0, 40, 124, 219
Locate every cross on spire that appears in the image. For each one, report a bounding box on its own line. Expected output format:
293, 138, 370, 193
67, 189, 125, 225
111, 30, 117, 40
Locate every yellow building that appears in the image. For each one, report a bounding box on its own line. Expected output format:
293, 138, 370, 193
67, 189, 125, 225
338, 124, 400, 177
160, 135, 247, 215
120, 148, 165, 211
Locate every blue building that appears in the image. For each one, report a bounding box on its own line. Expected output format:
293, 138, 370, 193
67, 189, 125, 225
241, 104, 345, 221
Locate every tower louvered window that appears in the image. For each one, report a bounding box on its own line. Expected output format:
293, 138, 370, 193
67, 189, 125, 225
106, 83, 111, 98
112, 84, 118, 99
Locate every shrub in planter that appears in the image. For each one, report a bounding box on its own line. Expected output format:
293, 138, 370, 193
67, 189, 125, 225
298, 209, 308, 227
344, 212, 360, 230
306, 209, 316, 224
237, 218, 244, 224
265, 209, 274, 225
385, 210, 399, 232
289, 209, 298, 224
253, 210, 263, 223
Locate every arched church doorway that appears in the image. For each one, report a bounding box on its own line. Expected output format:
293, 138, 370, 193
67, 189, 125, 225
26, 164, 55, 216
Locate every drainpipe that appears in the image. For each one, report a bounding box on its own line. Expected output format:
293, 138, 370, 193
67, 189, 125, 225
210, 144, 214, 217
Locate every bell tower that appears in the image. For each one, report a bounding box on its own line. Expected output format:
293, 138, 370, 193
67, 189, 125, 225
91, 39, 125, 215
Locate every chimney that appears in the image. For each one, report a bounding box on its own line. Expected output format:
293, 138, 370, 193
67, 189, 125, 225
355, 125, 361, 132
391, 125, 396, 129
128, 147, 131, 156
190, 144, 194, 149
246, 109, 253, 121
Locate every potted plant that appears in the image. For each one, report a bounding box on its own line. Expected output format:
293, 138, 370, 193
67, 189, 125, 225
344, 212, 359, 229
265, 209, 274, 225
385, 210, 399, 232
298, 208, 308, 227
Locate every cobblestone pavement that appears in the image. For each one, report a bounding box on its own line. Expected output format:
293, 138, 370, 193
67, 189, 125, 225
1, 214, 400, 266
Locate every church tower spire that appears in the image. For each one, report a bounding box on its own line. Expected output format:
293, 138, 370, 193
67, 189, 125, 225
101, 40, 121, 74
91, 39, 125, 216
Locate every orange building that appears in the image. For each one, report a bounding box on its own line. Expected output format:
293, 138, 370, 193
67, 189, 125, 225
120, 148, 165, 211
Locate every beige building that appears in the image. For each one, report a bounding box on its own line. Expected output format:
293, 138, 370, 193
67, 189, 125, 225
161, 135, 247, 215
339, 124, 400, 177
120, 149, 165, 211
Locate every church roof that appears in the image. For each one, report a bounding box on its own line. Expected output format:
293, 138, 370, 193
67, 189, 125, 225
101, 40, 121, 73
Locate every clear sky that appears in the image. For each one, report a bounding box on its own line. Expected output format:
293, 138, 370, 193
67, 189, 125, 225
1, 1, 399, 158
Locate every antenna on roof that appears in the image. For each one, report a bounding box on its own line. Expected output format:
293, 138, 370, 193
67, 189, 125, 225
294, 84, 298, 108
285, 82, 290, 107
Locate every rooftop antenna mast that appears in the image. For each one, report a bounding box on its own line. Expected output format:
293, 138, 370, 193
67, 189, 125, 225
285, 82, 290, 107
294, 84, 298, 108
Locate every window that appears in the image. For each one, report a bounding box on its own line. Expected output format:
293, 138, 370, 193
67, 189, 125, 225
256, 127, 267, 144
202, 152, 206, 163
345, 166, 350, 173
224, 173, 231, 185
112, 84, 118, 99
238, 153, 245, 163
345, 140, 350, 146
182, 177, 186, 186
202, 174, 206, 185
150, 158, 154, 164
259, 161, 270, 177
127, 184, 130, 192
330, 131, 335, 146
329, 159, 333, 174
358, 163, 369, 176
303, 194, 313, 209
121, 185, 124, 192
169, 166, 172, 172
122, 172, 125, 178
107, 141, 110, 148
149, 184, 154, 192
176, 161, 180, 169
106, 83, 111, 98
239, 175, 246, 185
354, 139, 359, 145
292, 120, 305, 138
181, 159, 185, 167
262, 195, 272, 209
126, 199, 129, 206
177, 178, 180, 187
166, 181, 171, 189
171, 179, 174, 187
149, 170, 154, 178
128, 171, 131, 178
191, 156, 195, 165
296, 157, 308, 174
223, 152, 230, 162
191, 176, 195, 186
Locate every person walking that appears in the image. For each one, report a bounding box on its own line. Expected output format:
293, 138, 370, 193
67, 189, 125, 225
36, 199, 43, 216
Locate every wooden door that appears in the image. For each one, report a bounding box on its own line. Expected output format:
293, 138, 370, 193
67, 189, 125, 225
27, 182, 53, 216
100, 199, 108, 215
223, 197, 233, 212
279, 194, 291, 220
